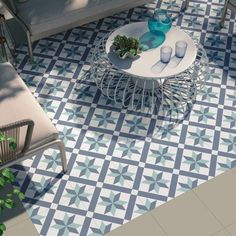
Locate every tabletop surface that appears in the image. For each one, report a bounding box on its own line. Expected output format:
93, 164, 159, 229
105, 22, 197, 79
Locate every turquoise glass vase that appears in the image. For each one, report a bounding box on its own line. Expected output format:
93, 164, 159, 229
140, 9, 172, 51
148, 9, 172, 34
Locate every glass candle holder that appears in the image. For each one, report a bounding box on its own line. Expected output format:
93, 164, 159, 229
160, 45, 172, 63
175, 41, 187, 58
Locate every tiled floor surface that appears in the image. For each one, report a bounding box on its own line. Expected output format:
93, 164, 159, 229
3, 168, 236, 236
108, 168, 236, 236
5, 0, 236, 235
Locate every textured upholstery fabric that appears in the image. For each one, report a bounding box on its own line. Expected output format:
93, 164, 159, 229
15, 0, 142, 35
0, 63, 58, 150
230, 0, 236, 7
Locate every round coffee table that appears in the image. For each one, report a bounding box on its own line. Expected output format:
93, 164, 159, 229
90, 22, 209, 114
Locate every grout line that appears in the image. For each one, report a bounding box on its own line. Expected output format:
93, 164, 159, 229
226, 229, 233, 236
210, 228, 230, 236
192, 190, 231, 235
223, 220, 236, 236
230, 168, 236, 175
149, 212, 169, 236
5, 216, 31, 230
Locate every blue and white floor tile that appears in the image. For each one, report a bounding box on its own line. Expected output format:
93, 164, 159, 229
10, 0, 236, 235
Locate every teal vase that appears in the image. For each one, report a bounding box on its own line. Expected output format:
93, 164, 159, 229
140, 9, 172, 51
148, 9, 172, 34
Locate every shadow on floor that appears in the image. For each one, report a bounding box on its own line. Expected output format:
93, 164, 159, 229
0, 184, 26, 224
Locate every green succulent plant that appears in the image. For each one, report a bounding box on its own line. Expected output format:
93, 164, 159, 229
113, 35, 142, 58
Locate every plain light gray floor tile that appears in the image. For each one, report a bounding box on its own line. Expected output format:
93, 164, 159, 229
211, 229, 231, 236
3, 218, 39, 236
151, 190, 222, 236
193, 170, 236, 227
226, 221, 236, 235
106, 213, 167, 236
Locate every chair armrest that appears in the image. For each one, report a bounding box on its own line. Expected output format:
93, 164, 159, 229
0, 119, 34, 153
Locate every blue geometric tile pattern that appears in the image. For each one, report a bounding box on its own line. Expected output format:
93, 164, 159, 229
10, 0, 236, 235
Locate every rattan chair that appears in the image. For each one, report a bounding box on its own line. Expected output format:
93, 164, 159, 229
0, 62, 67, 172
0, 119, 67, 172
220, 0, 236, 27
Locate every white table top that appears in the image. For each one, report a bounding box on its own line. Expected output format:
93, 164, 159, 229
105, 22, 197, 79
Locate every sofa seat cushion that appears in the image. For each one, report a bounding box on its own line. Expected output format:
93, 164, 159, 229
230, 0, 236, 7
0, 62, 58, 150
15, 0, 143, 35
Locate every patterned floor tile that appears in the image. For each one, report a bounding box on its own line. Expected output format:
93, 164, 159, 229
9, 0, 236, 235
139, 168, 172, 196
113, 136, 145, 162
145, 143, 177, 169
94, 188, 130, 218
103, 161, 138, 189
46, 210, 85, 236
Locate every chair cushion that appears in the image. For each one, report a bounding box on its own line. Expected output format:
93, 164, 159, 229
15, 0, 143, 35
0, 62, 58, 150
230, 0, 236, 7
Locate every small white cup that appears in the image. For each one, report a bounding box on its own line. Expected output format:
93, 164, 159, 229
175, 41, 187, 58
160, 45, 172, 63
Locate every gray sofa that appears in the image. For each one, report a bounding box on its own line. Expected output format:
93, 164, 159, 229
1, 0, 152, 61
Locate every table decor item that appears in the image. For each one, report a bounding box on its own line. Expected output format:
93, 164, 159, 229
168, 41, 188, 68
151, 45, 173, 73
160, 45, 172, 63
106, 23, 197, 78
175, 40, 188, 58
112, 35, 142, 59
93, 23, 208, 114
143, 9, 172, 50
148, 9, 172, 34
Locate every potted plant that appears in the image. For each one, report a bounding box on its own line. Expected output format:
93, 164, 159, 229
0, 132, 25, 236
112, 35, 143, 59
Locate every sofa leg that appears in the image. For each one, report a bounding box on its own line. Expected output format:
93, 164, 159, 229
58, 141, 67, 173
220, 1, 228, 28
26, 31, 34, 63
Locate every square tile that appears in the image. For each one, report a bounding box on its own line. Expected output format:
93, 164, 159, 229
139, 168, 172, 196
227, 222, 236, 235
194, 170, 236, 226
59, 181, 95, 211
151, 191, 222, 236
104, 161, 138, 188
180, 150, 211, 175
70, 154, 104, 182
120, 114, 151, 136
90, 108, 120, 130
59, 102, 89, 124
106, 213, 166, 236
80, 130, 112, 155
94, 189, 130, 218
113, 136, 145, 162
186, 126, 214, 149
145, 143, 176, 169
190, 104, 217, 126
47, 210, 85, 235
